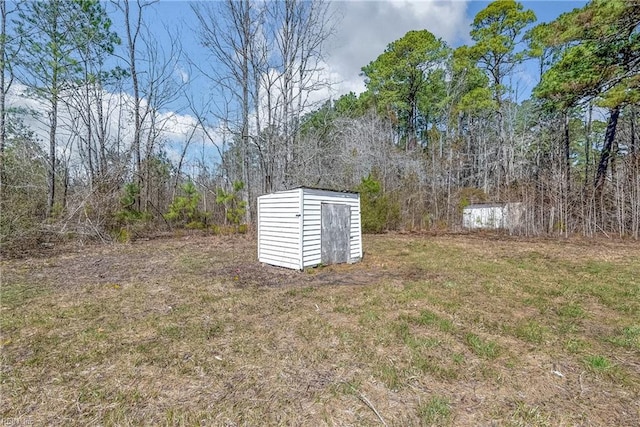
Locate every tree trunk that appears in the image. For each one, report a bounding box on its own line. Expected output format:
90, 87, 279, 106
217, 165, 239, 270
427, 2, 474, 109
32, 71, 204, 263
96, 85, 107, 178
46, 7, 59, 219
595, 105, 621, 190
124, 1, 142, 212
241, 0, 251, 224
563, 110, 570, 193
62, 161, 69, 211
631, 107, 638, 239
144, 114, 155, 212
631, 106, 636, 157
496, 105, 505, 200
47, 99, 57, 218
584, 103, 592, 190
84, 71, 95, 188
0, 0, 6, 193
407, 94, 418, 151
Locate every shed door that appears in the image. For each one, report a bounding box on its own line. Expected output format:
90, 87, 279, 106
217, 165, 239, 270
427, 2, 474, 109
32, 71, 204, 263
321, 203, 351, 265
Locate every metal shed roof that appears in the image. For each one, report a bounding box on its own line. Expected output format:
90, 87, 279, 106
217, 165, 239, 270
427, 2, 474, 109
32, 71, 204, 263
465, 203, 508, 209
287, 186, 359, 194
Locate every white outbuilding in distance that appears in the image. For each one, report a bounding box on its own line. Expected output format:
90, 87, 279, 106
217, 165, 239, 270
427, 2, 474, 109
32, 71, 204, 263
462, 202, 524, 232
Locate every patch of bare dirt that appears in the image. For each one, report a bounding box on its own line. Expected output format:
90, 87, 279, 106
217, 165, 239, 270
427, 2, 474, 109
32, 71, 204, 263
1, 233, 415, 290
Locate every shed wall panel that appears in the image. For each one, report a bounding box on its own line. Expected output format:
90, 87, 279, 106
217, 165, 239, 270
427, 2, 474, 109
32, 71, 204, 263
301, 189, 362, 268
257, 189, 302, 269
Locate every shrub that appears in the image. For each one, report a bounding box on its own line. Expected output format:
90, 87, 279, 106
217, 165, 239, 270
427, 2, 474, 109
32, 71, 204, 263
215, 181, 247, 232
166, 181, 208, 228
115, 183, 146, 223
357, 174, 400, 233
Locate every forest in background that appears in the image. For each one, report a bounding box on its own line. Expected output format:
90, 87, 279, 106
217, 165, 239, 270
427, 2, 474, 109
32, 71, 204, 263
1, 0, 639, 252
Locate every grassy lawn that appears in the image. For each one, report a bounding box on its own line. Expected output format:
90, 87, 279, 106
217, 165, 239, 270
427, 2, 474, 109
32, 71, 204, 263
1, 233, 639, 426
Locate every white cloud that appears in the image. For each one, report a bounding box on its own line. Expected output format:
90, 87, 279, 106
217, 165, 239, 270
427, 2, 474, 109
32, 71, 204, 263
326, 0, 471, 96
255, 1, 472, 109
5, 83, 220, 169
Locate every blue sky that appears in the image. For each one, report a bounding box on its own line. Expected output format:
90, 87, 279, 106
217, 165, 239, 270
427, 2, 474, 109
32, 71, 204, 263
137, 0, 588, 115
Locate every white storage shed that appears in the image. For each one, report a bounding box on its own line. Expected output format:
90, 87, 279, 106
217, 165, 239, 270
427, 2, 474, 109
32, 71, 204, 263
257, 187, 363, 270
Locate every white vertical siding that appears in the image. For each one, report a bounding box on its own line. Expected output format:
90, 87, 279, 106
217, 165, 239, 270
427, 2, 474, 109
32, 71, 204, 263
463, 206, 504, 229
463, 203, 523, 231
301, 189, 362, 268
257, 189, 302, 269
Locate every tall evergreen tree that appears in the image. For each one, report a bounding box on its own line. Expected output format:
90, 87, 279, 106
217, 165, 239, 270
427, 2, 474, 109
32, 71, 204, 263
470, 1, 535, 189
362, 30, 450, 150
533, 0, 640, 189
15, 0, 117, 217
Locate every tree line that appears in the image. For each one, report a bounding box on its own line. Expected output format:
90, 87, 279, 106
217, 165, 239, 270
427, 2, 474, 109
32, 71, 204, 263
1, 0, 638, 253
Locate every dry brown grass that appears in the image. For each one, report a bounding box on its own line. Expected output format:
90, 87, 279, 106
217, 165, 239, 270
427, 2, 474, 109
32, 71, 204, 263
1, 233, 639, 426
